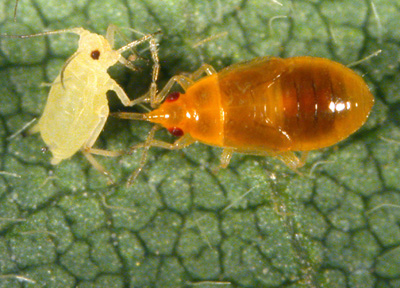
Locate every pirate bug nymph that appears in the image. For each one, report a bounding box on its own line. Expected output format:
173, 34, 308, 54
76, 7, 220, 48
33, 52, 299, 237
2, 25, 161, 181
114, 56, 374, 183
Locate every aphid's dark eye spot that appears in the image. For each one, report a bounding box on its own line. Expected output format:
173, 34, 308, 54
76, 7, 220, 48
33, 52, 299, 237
168, 127, 184, 137
91, 50, 100, 60
166, 92, 180, 102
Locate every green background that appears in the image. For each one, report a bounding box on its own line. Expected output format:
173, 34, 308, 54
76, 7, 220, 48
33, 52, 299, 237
0, 0, 399, 287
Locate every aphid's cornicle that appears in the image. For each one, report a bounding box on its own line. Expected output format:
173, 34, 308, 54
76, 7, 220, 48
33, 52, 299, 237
115, 56, 374, 185
2, 25, 161, 182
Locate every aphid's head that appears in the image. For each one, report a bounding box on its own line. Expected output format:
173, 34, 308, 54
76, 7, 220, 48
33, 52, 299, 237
77, 32, 120, 68
147, 92, 188, 137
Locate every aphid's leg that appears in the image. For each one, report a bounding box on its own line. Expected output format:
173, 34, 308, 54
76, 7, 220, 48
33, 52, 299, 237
105, 24, 118, 48
108, 79, 137, 107
118, 57, 139, 72
128, 75, 195, 107
82, 105, 124, 157
126, 125, 161, 186
152, 75, 194, 106
129, 133, 195, 152
138, 32, 159, 108
219, 148, 235, 168
81, 151, 114, 184
85, 148, 123, 157
190, 64, 218, 80
116, 30, 161, 108
141, 63, 215, 107
81, 106, 124, 181
107, 25, 149, 64
107, 25, 141, 71
107, 78, 166, 110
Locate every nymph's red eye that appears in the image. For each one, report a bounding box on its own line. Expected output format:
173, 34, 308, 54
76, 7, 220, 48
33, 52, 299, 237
165, 92, 180, 102
168, 127, 184, 137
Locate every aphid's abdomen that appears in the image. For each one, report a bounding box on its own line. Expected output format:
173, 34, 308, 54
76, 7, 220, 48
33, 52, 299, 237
219, 57, 374, 152
39, 72, 109, 163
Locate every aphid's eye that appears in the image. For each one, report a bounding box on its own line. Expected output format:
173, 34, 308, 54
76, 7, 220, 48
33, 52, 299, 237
166, 92, 180, 102
91, 50, 100, 60
168, 127, 184, 137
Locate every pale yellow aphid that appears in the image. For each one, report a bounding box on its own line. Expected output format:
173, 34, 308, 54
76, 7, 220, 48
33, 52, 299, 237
3, 25, 160, 180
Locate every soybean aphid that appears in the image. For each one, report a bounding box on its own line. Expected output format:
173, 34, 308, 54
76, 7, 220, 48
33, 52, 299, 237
2, 25, 161, 181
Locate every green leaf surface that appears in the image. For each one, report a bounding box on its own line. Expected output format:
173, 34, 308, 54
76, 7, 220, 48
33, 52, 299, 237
0, 0, 398, 287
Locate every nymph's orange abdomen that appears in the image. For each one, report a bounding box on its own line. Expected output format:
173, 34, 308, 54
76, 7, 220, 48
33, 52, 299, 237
216, 56, 374, 152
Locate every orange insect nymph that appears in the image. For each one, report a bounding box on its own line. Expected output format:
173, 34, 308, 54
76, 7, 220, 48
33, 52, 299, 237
115, 56, 374, 184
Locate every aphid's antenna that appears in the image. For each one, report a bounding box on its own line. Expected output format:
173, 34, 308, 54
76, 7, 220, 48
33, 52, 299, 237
0, 27, 84, 38
60, 51, 80, 89
13, 0, 19, 21
0, 274, 36, 284
347, 49, 382, 68
3, 28, 83, 89
2, 27, 84, 89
